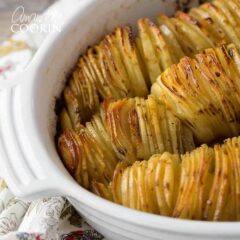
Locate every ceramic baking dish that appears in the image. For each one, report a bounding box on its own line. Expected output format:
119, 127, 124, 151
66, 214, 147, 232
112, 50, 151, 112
0, 0, 240, 239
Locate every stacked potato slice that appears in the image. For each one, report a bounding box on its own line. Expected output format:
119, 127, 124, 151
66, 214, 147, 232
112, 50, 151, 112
152, 44, 240, 143
175, 137, 240, 221
136, 18, 183, 84
173, 145, 214, 219
62, 26, 149, 124
111, 153, 180, 215
190, 1, 240, 49
58, 111, 118, 189
57, 0, 240, 222
58, 128, 117, 189
105, 95, 195, 162
58, 96, 195, 188
137, 0, 240, 84
105, 137, 240, 221
61, 0, 240, 126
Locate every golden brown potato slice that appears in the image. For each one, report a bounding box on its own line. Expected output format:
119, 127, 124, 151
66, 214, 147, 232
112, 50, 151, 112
157, 15, 197, 57
189, 7, 227, 46
137, 18, 181, 84
85, 113, 118, 171
145, 155, 159, 213
166, 110, 183, 154
173, 145, 214, 219
221, 0, 240, 22
224, 137, 240, 220
135, 97, 154, 158
136, 161, 148, 212
174, 151, 194, 219
175, 11, 214, 48
155, 153, 180, 216
128, 103, 145, 159
158, 24, 185, 63
105, 98, 137, 162
111, 153, 180, 215
170, 15, 213, 54
137, 18, 162, 84
213, 0, 240, 38
104, 136, 240, 221
62, 26, 149, 127
112, 162, 128, 204
69, 66, 100, 123
145, 95, 195, 155
105, 96, 195, 162
63, 87, 86, 132
145, 95, 165, 153
114, 27, 149, 96
215, 44, 240, 100
128, 160, 138, 209
200, 3, 240, 49
121, 165, 131, 207
85, 46, 118, 98
97, 26, 148, 98
58, 129, 116, 189
59, 108, 73, 132
91, 181, 113, 201
152, 44, 240, 143
203, 145, 229, 221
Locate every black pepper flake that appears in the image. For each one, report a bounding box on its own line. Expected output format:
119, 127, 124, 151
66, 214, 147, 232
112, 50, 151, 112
215, 72, 221, 77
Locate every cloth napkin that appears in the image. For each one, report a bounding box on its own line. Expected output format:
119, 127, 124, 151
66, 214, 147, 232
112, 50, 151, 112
0, 0, 208, 239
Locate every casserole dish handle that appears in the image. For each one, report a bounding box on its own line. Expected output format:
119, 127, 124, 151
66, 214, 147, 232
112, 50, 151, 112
0, 71, 65, 201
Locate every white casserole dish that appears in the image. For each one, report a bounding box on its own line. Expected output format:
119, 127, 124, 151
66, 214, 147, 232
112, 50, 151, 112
0, 0, 240, 239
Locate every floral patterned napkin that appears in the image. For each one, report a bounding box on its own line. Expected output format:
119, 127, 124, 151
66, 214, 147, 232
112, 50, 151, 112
0, 189, 103, 240
0, 0, 207, 239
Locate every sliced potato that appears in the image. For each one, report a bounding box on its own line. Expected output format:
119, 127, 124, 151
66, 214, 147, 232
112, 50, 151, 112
102, 136, 240, 221
158, 24, 185, 63
203, 145, 229, 221
63, 87, 82, 131
224, 137, 240, 220
68, 66, 100, 123
91, 181, 113, 201
173, 145, 214, 219
169, 16, 213, 55
112, 162, 128, 204
200, 3, 240, 49
152, 44, 240, 143
111, 153, 180, 215
175, 11, 214, 49
105, 96, 195, 162
129, 161, 138, 209
137, 18, 162, 84
189, 7, 227, 46
59, 108, 73, 132
58, 129, 116, 189
105, 98, 137, 162
115, 27, 149, 96
85, 113, 117, 171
